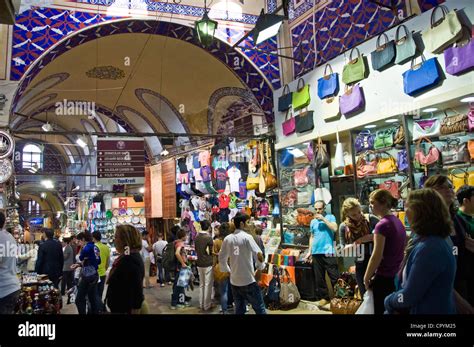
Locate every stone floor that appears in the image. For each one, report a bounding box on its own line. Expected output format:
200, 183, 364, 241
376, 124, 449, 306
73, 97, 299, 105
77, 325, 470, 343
61, 275, 332, 315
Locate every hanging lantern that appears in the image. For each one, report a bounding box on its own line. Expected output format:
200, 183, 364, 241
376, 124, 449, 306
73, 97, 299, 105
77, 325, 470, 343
195, 1, 217, 48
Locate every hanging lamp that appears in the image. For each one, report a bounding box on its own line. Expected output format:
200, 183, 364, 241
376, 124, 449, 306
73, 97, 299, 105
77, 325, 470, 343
195, 0, 218, 48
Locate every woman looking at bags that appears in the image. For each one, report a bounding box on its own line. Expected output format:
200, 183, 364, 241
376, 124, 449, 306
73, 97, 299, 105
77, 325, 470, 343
364, 190, 406, 315
105, 225, 145, 314
338, 198, 379, 295
385, 189, 456, 314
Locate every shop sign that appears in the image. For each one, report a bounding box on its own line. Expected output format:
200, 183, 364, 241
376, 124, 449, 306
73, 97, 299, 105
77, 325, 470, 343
29, 218, 44, 226
97, 138, 145, 185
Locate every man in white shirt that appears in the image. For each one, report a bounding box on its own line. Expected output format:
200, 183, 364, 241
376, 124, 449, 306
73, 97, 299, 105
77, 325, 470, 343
219, 213, 266, 314
153, 232, 171, 287
141, 231, 152, 288
0, 212, 21, 314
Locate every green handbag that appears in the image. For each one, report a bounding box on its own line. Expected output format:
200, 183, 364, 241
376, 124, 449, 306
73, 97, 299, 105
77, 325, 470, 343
342, 48, 369, 85
292, 78, 311, 110
422, 5, 462, 54
374, 129, 394, 150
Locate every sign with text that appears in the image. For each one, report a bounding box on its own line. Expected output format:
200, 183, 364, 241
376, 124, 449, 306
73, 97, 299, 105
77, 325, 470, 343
97, 138, 145, 185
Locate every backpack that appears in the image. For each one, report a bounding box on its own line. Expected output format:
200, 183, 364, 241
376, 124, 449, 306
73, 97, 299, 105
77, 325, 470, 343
162, 242, 177, 272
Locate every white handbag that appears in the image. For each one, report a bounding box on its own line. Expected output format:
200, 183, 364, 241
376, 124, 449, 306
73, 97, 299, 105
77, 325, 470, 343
422, 5, 462, 54
314, 187, 332, 205
321, 96, 341, 121
412, 118, 441, 141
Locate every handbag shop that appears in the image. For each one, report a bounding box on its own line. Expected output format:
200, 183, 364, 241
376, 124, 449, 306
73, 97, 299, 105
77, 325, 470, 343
268, 0, 474, 313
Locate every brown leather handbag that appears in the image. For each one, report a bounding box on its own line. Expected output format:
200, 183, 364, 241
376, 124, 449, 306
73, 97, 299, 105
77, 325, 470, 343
440, 109, 468, 135
393, 125, 405, 145
264, 142, 278, 191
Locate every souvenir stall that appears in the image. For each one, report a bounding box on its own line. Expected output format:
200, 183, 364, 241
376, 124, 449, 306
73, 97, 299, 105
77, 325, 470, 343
15, 273, 62, 315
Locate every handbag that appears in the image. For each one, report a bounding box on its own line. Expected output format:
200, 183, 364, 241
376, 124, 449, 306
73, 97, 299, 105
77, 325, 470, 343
314, 187, 332, 205
258, 263, 274, 287
441, 139, 469, 166
376, 152, 397, 175
355, 130, 375, 153
279, 268, 301, 309
414, 138, 440, 168
422, 5, 462, 54
440, 109, 468, 135
297, 191, 311, 205
371, 33, 395, 71
321, 96, 341, 121
444, 27, 474, 75
469, 140, 474, 160
412, 118, 441, 141
295, 108, 314, 134
397, 149, 409, 171
342, 48, 369, 85
339, 84, 365, 116
317, 64, 339, 99
356, 151, 378, 178
282, 108, 296, 136
294, 166, 309, 187
449, 169, 467, 192
393, 125, 405, 145
403, 56, 441, 96
213, 263, 230, 283
374, 129, 394, 149
379, 180, 400, 199
278, 84, 293, 112
283, 230, 295, 245
314, 137, 329, 169
293, 229, 310, 244
292, 78, 311, 110
280, 148, 294, 167
469, 105, 474, 132
395, 24, 417, 65
330, 297, 362, 314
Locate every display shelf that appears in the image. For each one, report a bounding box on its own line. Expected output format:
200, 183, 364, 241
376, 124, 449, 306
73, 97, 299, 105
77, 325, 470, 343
281, 243, 309, 249
413, 131, 474, 144
280, 185, 315, 192
357, 172, 399, 180
330, 175, 354, 180
280, 162, 313, 170
282, 203, 313, 209
442, 162, 472, 170
285, 225, 310, 229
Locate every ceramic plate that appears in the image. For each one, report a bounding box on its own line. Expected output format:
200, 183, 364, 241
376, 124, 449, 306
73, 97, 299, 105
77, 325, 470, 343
132, 208, 141, 216
111, 217, 117, 224
119, 208, 127, 216
117, 216, 125, 223
125, 216, 132, 223
112, 209, 119, 217
126, 209, 133, 216
140, 217, 146, 224
132, 216, 140, 224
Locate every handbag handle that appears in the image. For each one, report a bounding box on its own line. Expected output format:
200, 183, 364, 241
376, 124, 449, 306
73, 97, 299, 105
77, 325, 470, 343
297, 78, 306, 91
285, 108, 293, 121
349, 47, 361, 62
282, 84, 290, 96
410, 54, 427, 70
298, 106, 309, 117
323, 64, 334, 78
430, 4, 450, 28
376, 33, 390, 49
395, 24, 411, 42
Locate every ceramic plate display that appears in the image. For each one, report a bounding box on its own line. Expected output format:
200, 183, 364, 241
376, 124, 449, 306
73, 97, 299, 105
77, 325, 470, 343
126, 209, 133, 216
117, 216, 125, 224
132, 216, 140, 224
0, 131, 15, 159
112, 209, 119, 217
140, 217, 146, 224
111, 217, 117, 224
132, 208, 141, 216
106, 210, 113, 219
119, 208, 127, 216
124, 216, 132, 223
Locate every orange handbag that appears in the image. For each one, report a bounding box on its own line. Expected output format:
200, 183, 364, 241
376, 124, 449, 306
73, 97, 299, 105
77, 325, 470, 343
280, 265, 296, 284
258, 263, 274, 288
469, 140, 474, 160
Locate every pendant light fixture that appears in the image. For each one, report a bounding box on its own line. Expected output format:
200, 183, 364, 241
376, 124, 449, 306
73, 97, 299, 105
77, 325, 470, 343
253, 9, 285, 45
195, 0, 218, 48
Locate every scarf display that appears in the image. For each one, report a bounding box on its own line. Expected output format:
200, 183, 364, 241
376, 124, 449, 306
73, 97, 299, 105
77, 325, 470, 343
344, 214, 370, 244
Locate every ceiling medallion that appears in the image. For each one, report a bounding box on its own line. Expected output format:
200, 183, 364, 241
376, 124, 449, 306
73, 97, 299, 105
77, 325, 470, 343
0, 159, 13, 184
0, 131, 15, 159
85, 66, 126, 80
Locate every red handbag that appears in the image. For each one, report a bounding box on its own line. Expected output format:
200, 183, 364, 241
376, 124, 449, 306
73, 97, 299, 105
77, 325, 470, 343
379, 180, 401, 199
356, 151, 378, 178
294, 167, 309, 187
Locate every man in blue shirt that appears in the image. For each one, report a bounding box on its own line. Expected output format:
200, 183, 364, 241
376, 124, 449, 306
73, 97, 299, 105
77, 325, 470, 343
304, 201, 340, 307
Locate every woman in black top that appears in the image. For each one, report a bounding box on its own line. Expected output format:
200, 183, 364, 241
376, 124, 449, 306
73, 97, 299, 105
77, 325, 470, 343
106, 225, 145, 314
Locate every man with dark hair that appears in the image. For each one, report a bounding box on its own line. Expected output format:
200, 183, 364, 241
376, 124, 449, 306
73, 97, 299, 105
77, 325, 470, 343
195, 220, 214, 311
35, 228, 64, 288
92, 231, 110, 310
219, 213, 266, 315
153, 232, 170, 287
457, 185, 474, 238
0, 211, 21, 314
61, 237, 74, 296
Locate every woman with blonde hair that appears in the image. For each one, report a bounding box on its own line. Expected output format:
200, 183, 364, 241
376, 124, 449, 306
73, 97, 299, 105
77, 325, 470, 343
339, 197, 379, 295
363, 189, 406, 314
385, 189, 456, 314
105, 225, 145, 314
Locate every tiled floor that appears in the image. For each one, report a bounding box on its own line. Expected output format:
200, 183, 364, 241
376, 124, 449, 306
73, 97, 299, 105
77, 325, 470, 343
61, 276, 332, 315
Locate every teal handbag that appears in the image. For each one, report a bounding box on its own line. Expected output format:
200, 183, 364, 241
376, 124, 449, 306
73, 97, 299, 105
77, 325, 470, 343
374, 129, 394, 149
395, 25, 417, 65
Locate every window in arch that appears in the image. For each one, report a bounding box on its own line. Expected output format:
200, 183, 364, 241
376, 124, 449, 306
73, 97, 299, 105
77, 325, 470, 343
22, 144, 43, 170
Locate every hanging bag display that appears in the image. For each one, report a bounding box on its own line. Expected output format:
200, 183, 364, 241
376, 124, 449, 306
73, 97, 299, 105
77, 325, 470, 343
444, 26, 474, 75
469, 105, 474, 132
314, 186, 332, 205
314, 137, 330, 169
379, 180, 401, 199
469, 140, 474, 160
292, 78, 311, 110
376, 152, 398, 175
371, 33, 396, 71
334, 130, 345, 172
321, 96, 341, 122
342, 48, 369, 85
393, 124, 405, 145
441, 139, 469, 166
397, 149, 409, 172
294, 166, 310, 187
339, 84, 365, 116
356, 151, 378, 178
278, 84, 293, 112
282, 108, 296, 136
449, 169, 467, 192
414, 138, 440, 169
422, 5, 462, 54
317, 64, 339, 99
440, 109, 469, 135
355, 130, 375, 153
412, 118, 441, 141
395, 24, 417, 65
295, 108, 314, 134
374, 128, 394, 149
403, 55, 441, 96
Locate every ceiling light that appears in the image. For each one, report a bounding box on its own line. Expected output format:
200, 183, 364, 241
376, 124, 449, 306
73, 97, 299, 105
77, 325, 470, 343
460, 96, 474, 103
42, 122, 53, 132
139, 187, 145, 194
40, 192, 47, 199
195, 0, 218, 48
422, 107, 438, 113
41, 180, 54, 189
253, 9, 284, 45
385, 118, 399, 123
364, 124, 377, 129
76, 137, 87, 148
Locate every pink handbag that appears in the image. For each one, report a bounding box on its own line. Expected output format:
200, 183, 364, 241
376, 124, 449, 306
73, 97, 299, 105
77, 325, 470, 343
282, 108, 296, 136
294, 167, 309, 187
469, 104, 474, 132
414, 138, 440, 166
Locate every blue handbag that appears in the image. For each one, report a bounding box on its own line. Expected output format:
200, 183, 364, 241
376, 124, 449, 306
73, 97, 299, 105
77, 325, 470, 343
403, 56, 441, 96
317, 64, 339, 99
280, 149, 294, 167
283, 230, 295, 244
371, 33, 396, 71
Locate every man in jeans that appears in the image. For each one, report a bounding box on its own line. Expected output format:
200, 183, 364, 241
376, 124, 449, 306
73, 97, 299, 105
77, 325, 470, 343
153, 232, 170, 287
92, 231, 110, 311
195, 220, 214, 311
0, 212, 21, 314
219, 213, 266, 315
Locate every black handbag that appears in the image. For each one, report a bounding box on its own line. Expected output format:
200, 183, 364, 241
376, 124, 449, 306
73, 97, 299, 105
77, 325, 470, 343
295, 108, 314, 134
278, 84, 292, 112
371, 33, 396, 71
294, 230, 310, 245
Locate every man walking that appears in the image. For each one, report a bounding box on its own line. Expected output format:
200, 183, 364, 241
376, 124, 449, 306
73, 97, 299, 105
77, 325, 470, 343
92, 231, 110, 310
35, 228, 64, 288
195, 220, 214, 311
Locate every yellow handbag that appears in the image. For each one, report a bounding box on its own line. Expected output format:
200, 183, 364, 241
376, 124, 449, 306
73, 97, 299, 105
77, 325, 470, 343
468, 171, 474, 186
376, 152, 397, 174
449, 169, 467, 192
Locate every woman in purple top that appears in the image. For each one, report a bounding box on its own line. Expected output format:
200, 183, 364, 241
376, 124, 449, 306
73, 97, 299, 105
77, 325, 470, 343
364, 189, 406, 314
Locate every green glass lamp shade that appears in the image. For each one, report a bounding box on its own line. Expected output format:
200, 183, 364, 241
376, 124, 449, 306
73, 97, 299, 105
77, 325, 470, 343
195, 12, 218, 48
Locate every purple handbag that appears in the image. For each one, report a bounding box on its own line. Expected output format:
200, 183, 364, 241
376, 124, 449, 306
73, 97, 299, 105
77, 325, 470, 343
444, 29, 474, 75
355, 130, 375, 153
397, 150, 409, 171
340, 84, 365, 116
282, 108, 296, 136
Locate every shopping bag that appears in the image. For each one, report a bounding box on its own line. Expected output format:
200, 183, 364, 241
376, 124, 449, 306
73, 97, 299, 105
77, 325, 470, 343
356, 290, 374, 314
